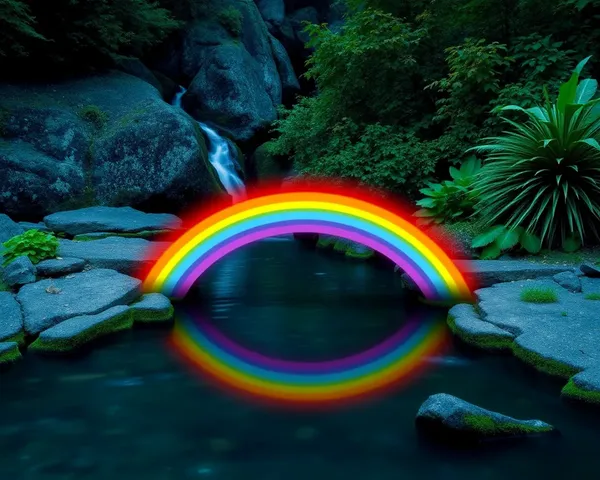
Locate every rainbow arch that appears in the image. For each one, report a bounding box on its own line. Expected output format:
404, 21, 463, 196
142, 191, 472, 302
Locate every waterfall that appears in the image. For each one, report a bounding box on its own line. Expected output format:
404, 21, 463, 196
172, 87, 246, 201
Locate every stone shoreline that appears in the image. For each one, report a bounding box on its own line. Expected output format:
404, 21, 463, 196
2, 208, 599, 409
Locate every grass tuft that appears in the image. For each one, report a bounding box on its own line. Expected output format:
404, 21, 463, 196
520, 287, 558, 303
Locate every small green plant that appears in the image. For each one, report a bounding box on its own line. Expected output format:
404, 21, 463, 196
471, 225, 542, 259
520, 287, 558, 303
217, 6, 243, 36
415, 156, 482, 225
584, 293, 600, 300
79, 105, 108, 129
2, 230, 60, 266
561, 311, 568, 316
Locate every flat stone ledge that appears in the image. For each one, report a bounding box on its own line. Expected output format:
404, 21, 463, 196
0, 291, 24, 344
44, 206, 182, 236
447, 304, 515, 350
30, 305, 133, 353
36, 257, 86, 277
0, 342, 21, 364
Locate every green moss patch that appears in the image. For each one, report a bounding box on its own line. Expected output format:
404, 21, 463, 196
316, 235, 337, 250
511, 343, 579, 379
462, 413, 554, 435
30, 307, 133, 353
584, 293, 600, 301
447, 314, 513, 350
520, 287, 558, 303
561, 378, 600, 405
0, 342, 21, 364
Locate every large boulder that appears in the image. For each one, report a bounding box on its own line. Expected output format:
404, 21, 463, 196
256, 0, 286, 31
44, 206, 181, 236
182, 0, 284, 142
0, 72, 223, 218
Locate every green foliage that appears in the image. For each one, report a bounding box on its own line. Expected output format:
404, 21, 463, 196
471, 57, 600, 249
2, 229, 59, 266
217, 6, 243, 37
79, 105, 108, 129
520, 287, 559, 303
584, 293, 600, 300
0, 0, 181, 72
415, 156, 481, 225
471, 225, 542, 259
0, 0, 46, 57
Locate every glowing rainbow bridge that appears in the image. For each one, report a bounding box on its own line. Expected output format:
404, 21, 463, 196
141, 190, 473, 406
143, 191, 472, 302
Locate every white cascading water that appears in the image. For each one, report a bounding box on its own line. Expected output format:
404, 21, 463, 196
172, 86, 246, 202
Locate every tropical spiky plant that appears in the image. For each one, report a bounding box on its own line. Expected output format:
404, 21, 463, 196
470, 56, 600, 248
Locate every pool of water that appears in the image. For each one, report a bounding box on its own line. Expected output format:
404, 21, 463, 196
1, 238, 600, 479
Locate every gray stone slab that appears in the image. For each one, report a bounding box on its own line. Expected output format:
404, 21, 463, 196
36, 257, 86, 277
455, 260, 574, 288
58, 237, 170, 274
471, 278, 600, 402
31, 305, 133, 352
0, 292, 24, 343
448, 303, 514, 348
553, 271, 582, 293
2, 256, 36, 286
44, 206, 182, 236
17, 269, 141, 335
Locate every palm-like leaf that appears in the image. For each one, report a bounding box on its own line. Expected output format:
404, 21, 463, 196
470, 59, 600, 247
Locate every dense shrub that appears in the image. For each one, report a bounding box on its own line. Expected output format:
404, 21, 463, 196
471, 56, 600, 249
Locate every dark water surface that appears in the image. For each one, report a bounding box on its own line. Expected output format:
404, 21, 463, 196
1, 238, 600, 479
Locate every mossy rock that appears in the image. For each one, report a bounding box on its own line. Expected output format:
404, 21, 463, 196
416, 393, 555, 444
130, 293, 174, 324
561, 375, 600, 406
446, 304, 514, 351
345, 241, 375, 261
316, 235, 338, 250
30, 306, 133, 353
0, 342, 21, 364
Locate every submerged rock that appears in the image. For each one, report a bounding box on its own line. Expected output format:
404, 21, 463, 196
30, 305, 133, 353
0, 292, 24, 344
17, 269, 141, 335
415, 393, 555, 444
44, 206, 181, 236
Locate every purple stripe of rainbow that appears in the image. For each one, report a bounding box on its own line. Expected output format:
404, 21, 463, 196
175, 221, 433, 297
